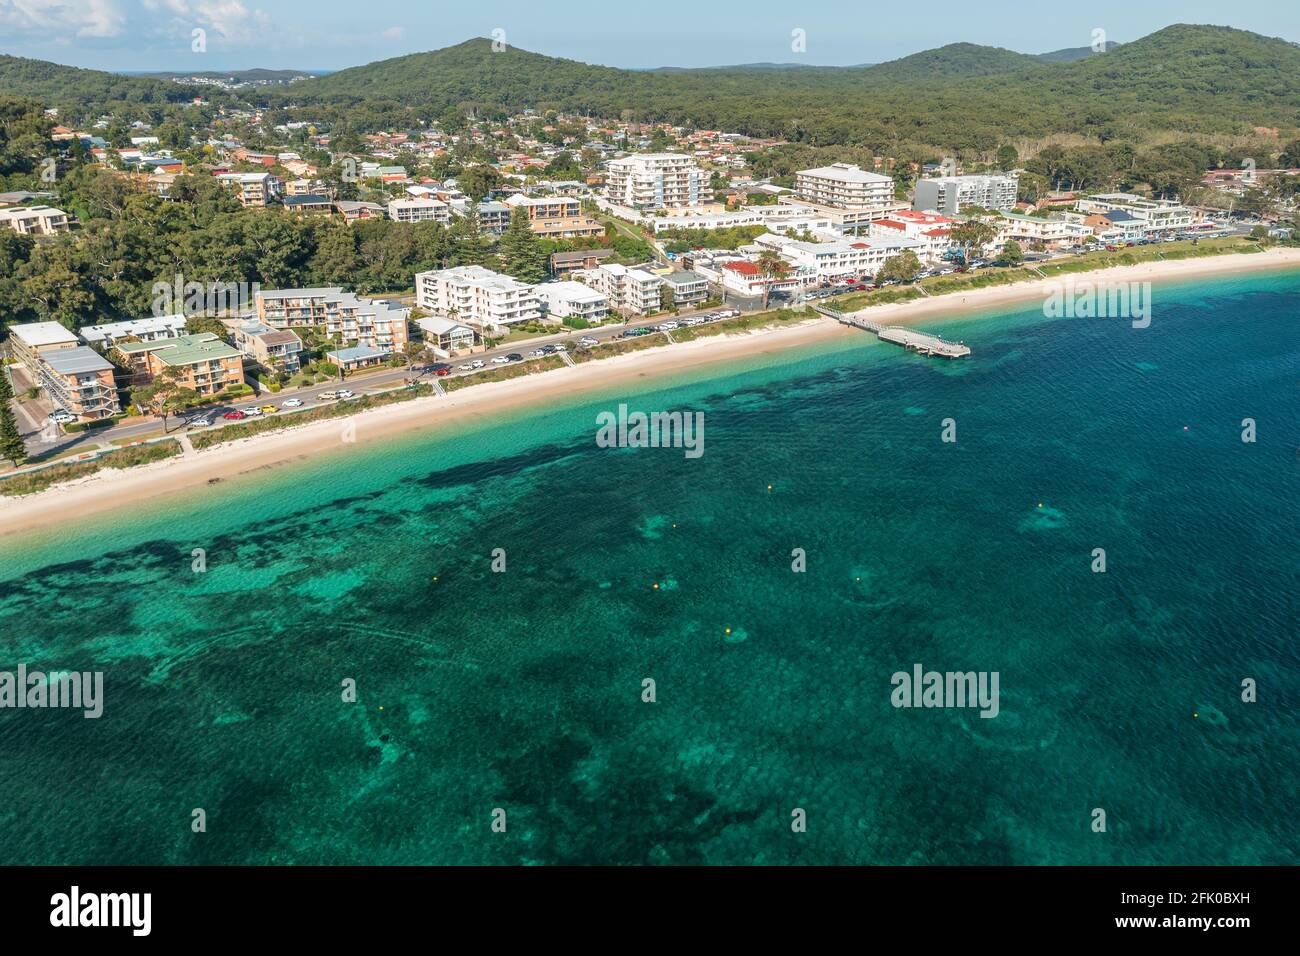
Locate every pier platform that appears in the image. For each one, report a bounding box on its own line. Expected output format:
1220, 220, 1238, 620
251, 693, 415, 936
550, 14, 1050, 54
814, 305, 971, 359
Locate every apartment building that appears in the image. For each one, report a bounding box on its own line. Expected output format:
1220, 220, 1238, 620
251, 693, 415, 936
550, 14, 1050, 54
647, 204, 834, 235
660, 270, 710, 307
536, 281, 609, 322
867, 211, 959, 263
80, 314, 188, 350
112, 333, 245, 397
233, 320, 304, 373
0, 205, 71, 236
388, 197, 451, 223
6, 321, 80, 374
757, 233, 925, 282
796, 163, 895, 212
39, 347, 121, 420
414, 266, 541, 331
1074, 194, 1195, 235
283, 194, 334, 215
255, 288, 410, 352
214, 172, 282, 207
550, 248, 615, 276
501, 194, 604, 238
605, 153, 709, 209
913, 174, 1019, 215
576, 263, 664, 315
994, 211, 1094, 248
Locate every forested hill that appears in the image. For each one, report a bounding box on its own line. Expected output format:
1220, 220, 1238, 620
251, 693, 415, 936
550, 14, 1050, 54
0, 55, 206, 109
287, 24, 1300, 147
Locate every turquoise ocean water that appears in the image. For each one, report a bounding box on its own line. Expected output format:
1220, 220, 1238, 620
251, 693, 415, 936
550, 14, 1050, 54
1, 270, 1296, 864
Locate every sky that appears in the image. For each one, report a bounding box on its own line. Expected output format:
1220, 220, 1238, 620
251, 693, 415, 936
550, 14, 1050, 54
1, 0, 1298, 72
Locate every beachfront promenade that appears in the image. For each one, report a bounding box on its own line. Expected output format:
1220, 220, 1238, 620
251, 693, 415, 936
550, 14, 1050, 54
814, 305, 972, 359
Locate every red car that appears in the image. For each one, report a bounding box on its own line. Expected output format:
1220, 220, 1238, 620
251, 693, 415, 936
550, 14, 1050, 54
222, 410, 246, 420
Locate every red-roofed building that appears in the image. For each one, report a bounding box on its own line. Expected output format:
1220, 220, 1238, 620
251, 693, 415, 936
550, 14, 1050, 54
868, 210, 958, 262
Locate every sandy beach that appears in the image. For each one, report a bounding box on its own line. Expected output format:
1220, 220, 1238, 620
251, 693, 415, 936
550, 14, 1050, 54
3, 247, 1298, 539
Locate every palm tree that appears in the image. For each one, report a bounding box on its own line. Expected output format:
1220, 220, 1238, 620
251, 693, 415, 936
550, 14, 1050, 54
756, 250, 790, 310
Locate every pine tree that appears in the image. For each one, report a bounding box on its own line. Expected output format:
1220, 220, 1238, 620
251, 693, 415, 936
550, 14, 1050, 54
497, 206, 548, 283
0, 370, 28, 467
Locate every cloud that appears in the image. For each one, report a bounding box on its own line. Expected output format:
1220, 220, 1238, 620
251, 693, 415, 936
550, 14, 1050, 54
0, 0, 127, 38
140, 0, 269, 43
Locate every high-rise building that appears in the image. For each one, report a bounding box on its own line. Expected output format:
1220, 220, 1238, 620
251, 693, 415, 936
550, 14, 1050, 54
913, 174, 1019, 215
605, 153, 708, 209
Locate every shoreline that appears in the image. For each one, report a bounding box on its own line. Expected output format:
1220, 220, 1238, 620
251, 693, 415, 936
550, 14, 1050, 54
3, 247, 1299, 540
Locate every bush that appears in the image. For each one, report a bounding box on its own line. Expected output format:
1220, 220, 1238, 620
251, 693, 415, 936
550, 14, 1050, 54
64, 414, 127, 433
0, 441, 182, 497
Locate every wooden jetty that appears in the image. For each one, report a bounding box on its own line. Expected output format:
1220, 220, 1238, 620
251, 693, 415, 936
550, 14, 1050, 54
813, 305, 971, 359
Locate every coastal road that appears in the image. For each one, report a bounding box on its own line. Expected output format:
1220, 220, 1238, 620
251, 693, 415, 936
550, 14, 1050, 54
18, 306, 736, 460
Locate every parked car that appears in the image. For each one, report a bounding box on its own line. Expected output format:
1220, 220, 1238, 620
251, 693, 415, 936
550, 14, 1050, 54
337, 389, 355, 399
468, 361, 484, 370
282, 398, 304, 408
318, 391, 339, 401
540, 344, 557, 354
259, 405, 278, 414
241, 407, 263, 416
506, 353, 524, 362
528, 348, 546, 357
222, 410, 246, 420
579, 336, 599, 347
552, 343, 567, 352
717, 309, 740, 318
430, 363, 452, 375
47, 411, 75, 425
458, 363, 476, 370
187, 417, 212, 429
491, 355, 510, 365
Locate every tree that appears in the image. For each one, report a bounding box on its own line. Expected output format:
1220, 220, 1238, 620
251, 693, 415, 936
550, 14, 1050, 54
999, 240, 1024, 265
497, 206, 548, 282
0, 370, 27, 467
995, 144, 1019, 169
876, 249, 922, 284
130, 368, 199, 433
402, 340, 426, 370
755, 249, 790, 309
948, 219, 998, 265
458, 164, 501, 201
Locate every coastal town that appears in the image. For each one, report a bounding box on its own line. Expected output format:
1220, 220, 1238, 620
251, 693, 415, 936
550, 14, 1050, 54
3, 100, 1295, 488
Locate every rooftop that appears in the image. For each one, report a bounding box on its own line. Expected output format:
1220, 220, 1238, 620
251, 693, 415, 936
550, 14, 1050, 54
8, 321, 79, 347
42, 346, 114, 375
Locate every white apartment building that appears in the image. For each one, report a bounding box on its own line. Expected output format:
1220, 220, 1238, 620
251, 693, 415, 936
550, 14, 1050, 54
994, 212, 1094, 248
0, 205, 70, 235
1074, 194, 1196, 234
414, 266, 541, 331
796, 163, 895, 212
867, 210, 959, 263
913, 174, 1019, 215
536, 280, 609, 322
80, 313, 188, 350
576, 263, 664, 315
388, 196, 451, 223
214, 172, 282, 207
605, 153, 709, 209
756, 233, 926, 282
647, 204, 834, 235
660, 270, 710, 307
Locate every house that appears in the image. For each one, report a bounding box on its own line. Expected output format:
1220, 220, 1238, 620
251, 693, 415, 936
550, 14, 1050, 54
255, 289, 410, 352
112, 333, 245, 398
605, 153, 709, 209
414, 266, 541, 332
328, 345, 391, 372
80, 314, 188, 350
550, 248, 614, 276
416, 316, 476, 352
717, 259, 801, 297
233, 320, 303, 373
1075, 194, 1195, 236
335, 200, 385, 223
283, 194, 334, 215
0, 205, 71, 235
536, 281, 609, 322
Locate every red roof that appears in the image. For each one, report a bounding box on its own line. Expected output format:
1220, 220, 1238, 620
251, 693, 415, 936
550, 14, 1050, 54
923, 228, 951, 237
723, 261, 760, 275
875, 220, 906, 230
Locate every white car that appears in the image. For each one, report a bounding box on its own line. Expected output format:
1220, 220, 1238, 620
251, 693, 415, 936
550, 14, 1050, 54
717, 309, 740, 318
579, 336, 599, 347
658, 321, 679, 331
552, 343, 567, 352
528, 349, 546, 358
241, 407, 264, 417
47, 411, 75, 425
282, 398, 304, 408
337, 389, 355, 399
491, 355, 510, 365
188, 417, 212, 429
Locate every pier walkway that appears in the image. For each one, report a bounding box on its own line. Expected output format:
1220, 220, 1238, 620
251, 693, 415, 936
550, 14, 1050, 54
814, 305, 971, 359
